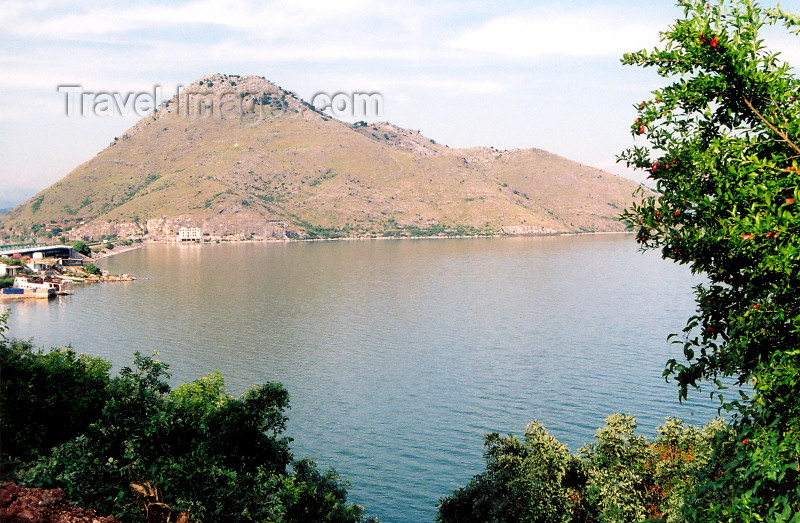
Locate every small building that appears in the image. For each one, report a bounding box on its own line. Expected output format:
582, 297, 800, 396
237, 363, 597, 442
178, 227, 202, 242
0, 263, 21, 278
27, 260, 54, 273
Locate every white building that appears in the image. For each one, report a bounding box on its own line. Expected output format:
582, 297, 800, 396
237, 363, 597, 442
178, 227, 202, 241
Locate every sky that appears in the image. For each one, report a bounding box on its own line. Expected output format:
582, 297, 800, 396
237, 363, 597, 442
2, 0, 800, 208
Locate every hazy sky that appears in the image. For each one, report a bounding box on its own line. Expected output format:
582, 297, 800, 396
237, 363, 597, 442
2, 0, 800, 208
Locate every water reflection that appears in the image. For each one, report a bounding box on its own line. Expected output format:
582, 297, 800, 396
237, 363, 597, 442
5, 236, 721, 523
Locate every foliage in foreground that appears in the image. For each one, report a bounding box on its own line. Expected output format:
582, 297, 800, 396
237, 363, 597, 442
442, 0, 800, 520
0, 316, 376, 523
618, 0, 800, 519
437, 414, 728, 523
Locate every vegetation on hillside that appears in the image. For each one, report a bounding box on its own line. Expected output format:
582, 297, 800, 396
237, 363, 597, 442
0, 311, 377, 523
0, 74, 641, 244
71, 240, 91, 256
439, 0, 800, 520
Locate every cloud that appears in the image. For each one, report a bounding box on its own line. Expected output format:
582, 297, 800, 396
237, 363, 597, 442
448, 7, 661, 59
397, 77, 509, 95
3, 0, 378, 40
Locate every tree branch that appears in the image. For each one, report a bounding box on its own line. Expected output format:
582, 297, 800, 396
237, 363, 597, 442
742, 96, 800, 156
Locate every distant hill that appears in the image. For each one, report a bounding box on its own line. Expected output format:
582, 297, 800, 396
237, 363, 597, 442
0, 74, 644, 242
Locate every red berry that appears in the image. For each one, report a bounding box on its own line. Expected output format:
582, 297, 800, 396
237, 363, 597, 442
710, 37, 718, 47
786, 198, 795, 204
742, 439, 749, 444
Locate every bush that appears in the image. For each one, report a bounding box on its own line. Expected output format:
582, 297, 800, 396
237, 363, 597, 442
84, 263, 101, 275
438, 421, 580, 523
15, 353, 375, 522
70, 241, 91, 256
437, 415, 728, 523
0, 332, 111, 469
2, 257, 24, 267
0, 313, 377, 522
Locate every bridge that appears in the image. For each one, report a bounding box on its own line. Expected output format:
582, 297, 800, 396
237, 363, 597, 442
0, 245, 76, 259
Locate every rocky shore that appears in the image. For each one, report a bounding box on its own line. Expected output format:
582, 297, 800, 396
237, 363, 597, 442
0, 482, 118, 523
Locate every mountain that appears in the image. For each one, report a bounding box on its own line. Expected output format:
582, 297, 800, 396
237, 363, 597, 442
0, 74, 644, 242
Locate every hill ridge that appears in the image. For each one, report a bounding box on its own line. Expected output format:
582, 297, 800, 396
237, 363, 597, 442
0, 73, 644, 243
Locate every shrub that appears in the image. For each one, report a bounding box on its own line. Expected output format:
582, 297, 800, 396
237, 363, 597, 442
438, 421, 582, 523
0, 310, 377, 522
0, 336, 112, 469
70, 241, 91, 256
438, 415, 729, 523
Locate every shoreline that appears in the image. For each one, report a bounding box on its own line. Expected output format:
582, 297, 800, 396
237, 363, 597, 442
97, 229, 634, 253
90, 242, 148, 261
72, 230, 637, 263
2, 230, 635, 263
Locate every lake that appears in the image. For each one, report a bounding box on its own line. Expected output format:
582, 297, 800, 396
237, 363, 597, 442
4, 235, 723, 522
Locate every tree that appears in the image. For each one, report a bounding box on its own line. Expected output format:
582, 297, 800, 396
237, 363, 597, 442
441, 2, 799, 521
619, 0, 800, 518
436, 415, 727, 523
70, 240, 91, 256
437, 421, 581, 523
84, 263, 101, 275
11, 350, 375, 522
1, 312, 376, 522
0, 334, 111, 471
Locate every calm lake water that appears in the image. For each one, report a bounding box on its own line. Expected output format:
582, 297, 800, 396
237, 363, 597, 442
5, 235, 723, 522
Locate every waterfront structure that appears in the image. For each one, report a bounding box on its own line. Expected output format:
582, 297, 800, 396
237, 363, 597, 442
178, 227, 202, 242
0, 263, 21, 278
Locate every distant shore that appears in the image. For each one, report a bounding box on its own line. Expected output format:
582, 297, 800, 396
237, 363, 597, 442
90, 242, 147, 261
90, 230, 633, 259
